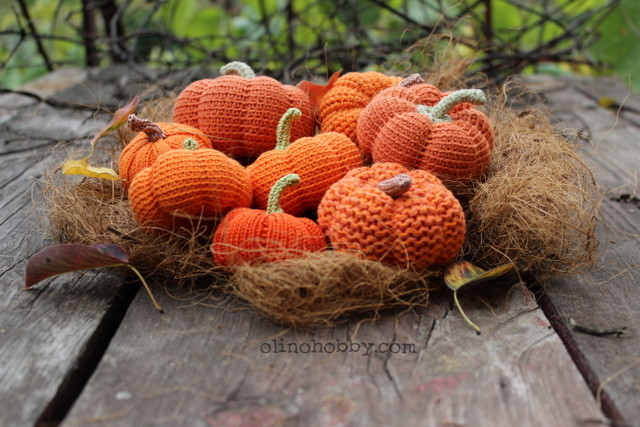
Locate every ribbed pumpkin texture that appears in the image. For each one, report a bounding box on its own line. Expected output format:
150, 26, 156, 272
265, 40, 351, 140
172, 61, 315, 159
356, 75, 494, 185
212, 174, 326, 266
128, 138, 252, 230
317, 72, 403, 146
317, 163, 466, 270
118, 115, 212, 189
247, 108, 363, 215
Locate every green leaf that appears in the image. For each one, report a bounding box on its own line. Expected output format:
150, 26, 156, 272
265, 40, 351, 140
25, 243, 163, 313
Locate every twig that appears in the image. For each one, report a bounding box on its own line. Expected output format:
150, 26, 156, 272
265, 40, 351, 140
16, 0, 54, 71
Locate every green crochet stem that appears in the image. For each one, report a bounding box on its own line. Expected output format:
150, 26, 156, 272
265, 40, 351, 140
182, 137, 199, 150
275, 108, 302, 150
416, 89, 486, 123
220, 61, 256, 79
267, 173, 300, 214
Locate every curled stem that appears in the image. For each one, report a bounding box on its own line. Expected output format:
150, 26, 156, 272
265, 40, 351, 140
220, 61, 256, 79
275, 108, 302, 150
417, 89, 486, 123
267, 173, 301, 214
128, 114, 166, 142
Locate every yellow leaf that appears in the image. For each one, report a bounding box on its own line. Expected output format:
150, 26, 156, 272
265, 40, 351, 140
444, 260, 514, 292
61, 158, 121, 181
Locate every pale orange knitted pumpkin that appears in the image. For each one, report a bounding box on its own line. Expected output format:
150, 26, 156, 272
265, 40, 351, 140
356, 74, 494, 185
173, 61, 315, 159
246, 108, 363, 215
317, 162, 466, 270
128, 138, 252, 230
118, 115, 212, 189
317, 71, 402, 145
212, 173, 326, 266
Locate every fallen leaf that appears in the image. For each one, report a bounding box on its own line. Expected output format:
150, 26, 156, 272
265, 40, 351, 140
25, 243, 163, 312
88, 96, 140, 156
297, 70, 342, 109
61, 158, 121, 181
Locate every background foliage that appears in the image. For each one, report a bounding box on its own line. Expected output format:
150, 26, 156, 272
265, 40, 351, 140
1, 0, 637, 89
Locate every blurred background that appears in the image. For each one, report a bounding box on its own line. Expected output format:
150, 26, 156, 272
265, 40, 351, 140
1, 0, 638, 89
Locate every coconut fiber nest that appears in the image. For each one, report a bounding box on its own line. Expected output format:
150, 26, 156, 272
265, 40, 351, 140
42, 61, 600, 329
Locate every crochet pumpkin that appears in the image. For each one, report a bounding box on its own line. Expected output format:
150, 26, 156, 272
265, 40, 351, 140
128, 138, 252, 229
317, 163, 466, 270
212, 173, 326, 266
246, 108, 363, 215
172, 61, 315, 159
118, 115, 212, 189
317, 71, 403, 145
356, 74, 494, 184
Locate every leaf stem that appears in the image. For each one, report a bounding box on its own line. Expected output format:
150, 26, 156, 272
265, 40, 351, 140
125, 264, 164, 313
453, 290, 481, 334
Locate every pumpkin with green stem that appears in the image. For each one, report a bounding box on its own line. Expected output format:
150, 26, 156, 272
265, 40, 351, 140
247, 108, 362, 215
212, 173, 326, 266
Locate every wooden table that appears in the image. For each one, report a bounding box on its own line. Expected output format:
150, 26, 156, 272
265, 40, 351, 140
1, 67, 638, 427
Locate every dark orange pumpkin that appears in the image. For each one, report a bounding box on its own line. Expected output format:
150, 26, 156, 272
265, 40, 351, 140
212, 173, 326, 266
172, 61, 316, 159
246, 108, 362, 215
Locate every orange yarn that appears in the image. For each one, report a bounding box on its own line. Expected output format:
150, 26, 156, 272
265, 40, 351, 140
317, 163, 466, 270
317, 72, 403, 145
128, 138, 252, 230
172, 61, 315, 159
247, 108, 363, 215
212, 174, 326, 266
356, 74, 494, 184
118, 115, 212, 189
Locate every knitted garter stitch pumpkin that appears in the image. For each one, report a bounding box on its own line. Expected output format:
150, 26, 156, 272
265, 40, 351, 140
172, 61, 315, 159
317, 163, 466, 270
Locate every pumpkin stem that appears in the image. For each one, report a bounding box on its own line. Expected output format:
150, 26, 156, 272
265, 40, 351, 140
267, 173, 300, 214
220, 61, 256, 79
128, 114, 167, 142
275, 108, 302, 150
378, 174, 412, 198
399, 73, 424, 88
182, 137, 199, 150
416, 89, 486, 123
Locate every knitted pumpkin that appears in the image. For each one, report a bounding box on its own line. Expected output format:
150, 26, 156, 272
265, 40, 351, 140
172, 61, 315, 159
317, 163, 466, 270
317, 71, 403, 145
356, 74, 494, 184
212, 173, 326, 266
118, 115, 212, 189
246, 108, 363, 215
128, 138, 252, 229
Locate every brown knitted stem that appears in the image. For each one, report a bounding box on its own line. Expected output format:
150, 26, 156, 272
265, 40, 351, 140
399, 74, 425, 88
128, 114, 166, 142
378, 174, 412, 198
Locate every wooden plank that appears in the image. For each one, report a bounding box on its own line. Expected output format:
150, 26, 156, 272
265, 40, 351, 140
527, 75, 640, 425
63, 277, 606, 426
0, 88, 140, 427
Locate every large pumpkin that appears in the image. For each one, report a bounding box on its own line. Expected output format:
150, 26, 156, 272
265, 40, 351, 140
247, 108, 362, 215
172, 61, 315, 159
317, 71, 402, 145
317, 163, 466, 270
128, 138, 252, 230
356, 75, 494, 185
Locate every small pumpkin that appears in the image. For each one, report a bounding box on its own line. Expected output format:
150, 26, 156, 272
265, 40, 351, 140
317, 163, 466, 270
246, 107, 363, 215
172, 61, 316, 159
317, 71, 403, 145
212, 173, 326, 266
128, 138, 252, 230
118, 115, 212, 189
356, 74, 494, 184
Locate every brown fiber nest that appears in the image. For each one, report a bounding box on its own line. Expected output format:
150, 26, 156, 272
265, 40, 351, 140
41, 55, 601, 328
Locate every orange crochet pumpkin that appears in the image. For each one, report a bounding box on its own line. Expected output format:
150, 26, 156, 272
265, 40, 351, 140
317, 71, 403, 145
118, 115, 212, 189
246, 108, 363, 215
317, 163, 466, 270
172, 61, 315, 159
356, 74, 494, 184
128, 138, 252, 230
212, 173, 326, 266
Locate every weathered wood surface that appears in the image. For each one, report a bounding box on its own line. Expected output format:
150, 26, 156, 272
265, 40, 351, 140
526, 75, 640, 425
1, 68, 639, 426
